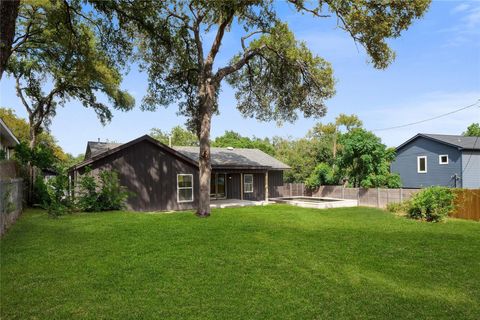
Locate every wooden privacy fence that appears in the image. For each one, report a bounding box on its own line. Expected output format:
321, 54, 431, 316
451, 189, 480, 221
0, 178, 24, 237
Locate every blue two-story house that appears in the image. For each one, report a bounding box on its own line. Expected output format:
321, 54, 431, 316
391, 134, 480, 189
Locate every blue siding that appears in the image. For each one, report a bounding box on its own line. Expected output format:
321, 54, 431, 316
391, 137, 462, 188
462, 151, 480, 188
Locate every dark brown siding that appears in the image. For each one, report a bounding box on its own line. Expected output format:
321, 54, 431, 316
268, 170, 284, 198
226, 173, 241, 199
74, 140, 199, 211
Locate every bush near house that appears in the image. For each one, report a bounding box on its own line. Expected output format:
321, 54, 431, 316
76, 168, 130, 212
406, 187, 455, 222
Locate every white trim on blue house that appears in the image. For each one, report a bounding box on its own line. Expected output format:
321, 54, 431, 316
417, 156, 427, 173
439, 154, 449, 165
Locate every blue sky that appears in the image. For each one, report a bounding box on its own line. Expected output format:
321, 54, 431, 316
1, 0, 479, 156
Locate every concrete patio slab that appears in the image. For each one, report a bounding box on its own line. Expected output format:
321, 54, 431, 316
210, 199, 266, 209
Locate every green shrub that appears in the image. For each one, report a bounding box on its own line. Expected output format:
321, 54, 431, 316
386, 201, 409, 215
76, 167, 129, 212
406, 187, 455, 222
97, 170, 130, 211
305, 163, 337, 189
76, 168, 101, 212
44, 174, 73, 217
32, 177, 50, 207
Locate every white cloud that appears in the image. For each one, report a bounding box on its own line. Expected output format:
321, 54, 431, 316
444, 2, 480, 47
451, 3, 470, 14
362, 91, 480, 147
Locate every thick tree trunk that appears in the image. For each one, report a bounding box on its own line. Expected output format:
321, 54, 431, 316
196, 83, 216, 217
0, 0, 20, 80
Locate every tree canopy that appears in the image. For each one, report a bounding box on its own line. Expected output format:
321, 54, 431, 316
463, 123, 480, 137
336, 128, 401, 188
150, 126, 198, 147
212, 131, 275, 156
6, 0, 135, 147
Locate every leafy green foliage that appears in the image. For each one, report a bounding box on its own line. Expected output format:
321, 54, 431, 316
407, 187, 455, 222
44, 174, 72, 218
13, 142, 56, 171
150, 126, 198, 147
76, 168, 100, 212
227, 22, 335, 123
31, 176, 49, 207
386, 201, 408, 215
336, 129, 400, 188
361, 172, 402, 189
305, 163, 338, 189
7, 0, 134, 150
463, 123, 480, 137
212, 131, 275, 156
76, 167, 129, 212
97, 171, 131, 211
0, 108, 67, 161
0, 150, 6, 161
274, 136, 332, 183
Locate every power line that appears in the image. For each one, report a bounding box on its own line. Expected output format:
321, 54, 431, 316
372, 99, 480, 132
462, 135, 479, 173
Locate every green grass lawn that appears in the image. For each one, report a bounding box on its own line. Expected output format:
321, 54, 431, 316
1, 205, 479, 319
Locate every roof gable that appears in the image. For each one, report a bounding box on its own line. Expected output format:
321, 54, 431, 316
70, 135, 198, 171
0, 118, 20, 146
397, 133, 479, 152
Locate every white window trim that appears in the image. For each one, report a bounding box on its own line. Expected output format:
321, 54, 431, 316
439, 154, 449, 165
417, 156, 427, 173
244, 174, 254, 193
177, 174, 194, 203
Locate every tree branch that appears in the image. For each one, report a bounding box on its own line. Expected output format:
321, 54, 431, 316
241, 30, 266, 50
287, 0, 330, 18
214, 45, 265, 82
204, 11, 234, 75
14, 75, 32, 115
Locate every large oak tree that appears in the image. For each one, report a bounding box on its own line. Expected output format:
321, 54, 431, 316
92, 0, 430, 216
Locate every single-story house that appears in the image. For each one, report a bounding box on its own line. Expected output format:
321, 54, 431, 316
69, 135, 290, 211
391, 133, 480, 189
0, 118, 19, 160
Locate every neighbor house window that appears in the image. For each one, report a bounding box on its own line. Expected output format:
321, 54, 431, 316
244, 174, 253, 193
417, 156, 427, 173
177, 174, 193, 202
439, 155, 448, 165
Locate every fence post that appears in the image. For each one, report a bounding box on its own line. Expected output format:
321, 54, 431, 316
377, 188, 380, 208
289, 183, 292, 197
342, 185, 345, 199
400, 188, 403, 202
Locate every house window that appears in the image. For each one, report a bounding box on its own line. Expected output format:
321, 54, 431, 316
417, 156, 427, 173
439, 155, 448, 165
244, 174, 253, 193
177, 174, 193, 202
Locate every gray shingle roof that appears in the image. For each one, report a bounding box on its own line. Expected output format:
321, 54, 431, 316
421, 134, 479, 150
86, 141, 123, 159
173, 146, 290, 169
